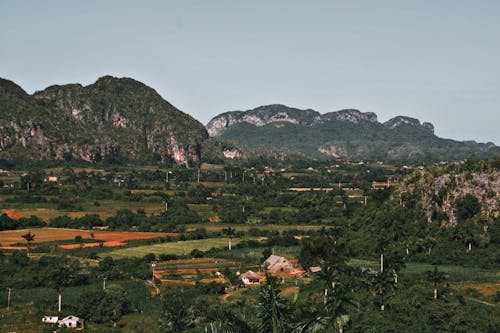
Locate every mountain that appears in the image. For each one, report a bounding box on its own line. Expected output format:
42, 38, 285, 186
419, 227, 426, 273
207, 104, 500, 162
0, 76, 217, 166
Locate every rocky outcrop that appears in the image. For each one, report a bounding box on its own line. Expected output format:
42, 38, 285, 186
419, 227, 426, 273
207, 104, 500, 162
207, 105, 379, 137
398, 165, 500, 226
323, 109, 378, 123
207, 104, 321, 137
0, 76, 219, 166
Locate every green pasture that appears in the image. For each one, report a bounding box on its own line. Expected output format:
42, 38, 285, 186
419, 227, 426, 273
349, 259, 499, 283
107, 237, 262, 259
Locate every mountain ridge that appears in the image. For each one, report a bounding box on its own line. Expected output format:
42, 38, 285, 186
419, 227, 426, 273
207, 104, 500, 162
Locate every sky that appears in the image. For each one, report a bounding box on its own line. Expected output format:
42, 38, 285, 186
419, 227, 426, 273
1, 0, 499, 144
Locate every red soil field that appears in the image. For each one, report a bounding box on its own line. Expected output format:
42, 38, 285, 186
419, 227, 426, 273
0, 228, 178, 248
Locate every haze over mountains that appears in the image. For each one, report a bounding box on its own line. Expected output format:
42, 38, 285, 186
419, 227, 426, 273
1, 76, 499, 165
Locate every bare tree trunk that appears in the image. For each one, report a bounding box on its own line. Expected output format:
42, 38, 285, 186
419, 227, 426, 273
339, 325, 344, 333
433, 288, 438, 300
324, 288, 328, 305
380, 253, 384, 273
228, 238, 232, 251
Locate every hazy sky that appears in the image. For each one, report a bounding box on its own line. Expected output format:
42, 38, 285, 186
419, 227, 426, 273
1, 1, 499, 144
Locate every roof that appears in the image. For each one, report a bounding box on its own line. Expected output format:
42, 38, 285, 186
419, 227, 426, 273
264, 255, 290, 268
59, 315, 84, 323
240, 270, 260, 279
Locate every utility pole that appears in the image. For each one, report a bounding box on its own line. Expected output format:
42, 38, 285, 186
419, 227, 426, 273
7, 288, 11, 311
151, 261, 157, 283
57, 288, 62, 313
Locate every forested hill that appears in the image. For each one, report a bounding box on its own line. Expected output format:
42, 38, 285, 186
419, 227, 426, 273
0, 76, 220, 166
207, 104, 500, 162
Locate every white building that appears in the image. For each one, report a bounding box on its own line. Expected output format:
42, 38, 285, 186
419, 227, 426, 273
42, 316, 59, 323
58, 315, 84, 329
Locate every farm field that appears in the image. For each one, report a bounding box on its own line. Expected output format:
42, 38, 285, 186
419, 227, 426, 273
182, 223, 324, 233
106, 237, 262, 259
0, 200, 165, 220
0, 227, 174, 248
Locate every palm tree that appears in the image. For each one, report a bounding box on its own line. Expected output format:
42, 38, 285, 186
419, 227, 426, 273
294, 285, 352, 333
371, 270, 395, 311
425, 265, 447, 300
258, 272, 290, 333
222, 227, 236, 251
21, 232, 35, 257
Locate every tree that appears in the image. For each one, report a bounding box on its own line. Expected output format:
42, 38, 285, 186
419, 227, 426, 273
159, 289, 195, 332
77, 285, 131, 324
222, 227, 236, 251
425, 266, 447, 300
371, 270, 395, 311
75, 235, 84, 248
21, 232, 35, 257
455, 194, 481, 222
258, 272, 291, 333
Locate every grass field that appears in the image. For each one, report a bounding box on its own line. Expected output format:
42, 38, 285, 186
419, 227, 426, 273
182, 223, 325, 233
0, 199, 165, 220
349, 258, 500, 283
106, 237, 262, 259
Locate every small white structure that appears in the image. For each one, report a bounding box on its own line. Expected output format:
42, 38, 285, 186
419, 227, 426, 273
47, 176, 58, 183
58, 315, 84, 329
42, 316, 59, 323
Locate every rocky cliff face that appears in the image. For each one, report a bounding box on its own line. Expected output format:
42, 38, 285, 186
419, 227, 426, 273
207, 104, 322, 136
383, 116, 434, 133
398, 163, 500, 226
0, 76, 216, 166
207, 104, 500, 162
207, 105, 380, 137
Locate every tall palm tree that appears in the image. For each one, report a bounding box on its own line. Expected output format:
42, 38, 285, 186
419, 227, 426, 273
371, 270, 395, 311
21, 232, 35, 257
426, 265, 447, 300
222, 227, 236, 251
258, 272, 290, 333
294, 285, 352, 333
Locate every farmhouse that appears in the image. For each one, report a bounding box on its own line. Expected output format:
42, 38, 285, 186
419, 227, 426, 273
58, 315, 84, 329
263, 255, 294, 274
240, 270, 261, 285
